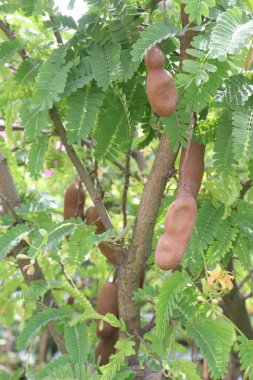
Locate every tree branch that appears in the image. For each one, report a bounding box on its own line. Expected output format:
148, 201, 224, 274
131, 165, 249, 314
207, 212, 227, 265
118, 135, 177, 363
49, 106, 113, 230
0, 20, 28, 59
122, 150, 131, 228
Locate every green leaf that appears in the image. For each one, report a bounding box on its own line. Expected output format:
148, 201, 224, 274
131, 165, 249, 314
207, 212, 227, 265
15, 58, 41, 85
100, 340, 135, 380
213, 113, 235, 173
0, 224, 31, 261
89, 42, 121, 91
0, 40, 23, 68
131, 21, 172, 63
35, 355, 70, 380
186, 318, 234, 380
27, 134, 48, 180
17, 308, 69, 350
132, 285, 159, 304
210, 7, 253, 61
64, 323, 89, 364
19, 103, 49, 142
176, 359, 202, 380
232, 98, 253, 161
206, 221, 238, 266
64, 56, 94, 96
65, 86, 105, 144
163, 94, 191, 152
31, 45, 70, 110
216, 75, 253, 109
238, 336, 253, 379
184, 0, 215, 25
156, 272, 189, 338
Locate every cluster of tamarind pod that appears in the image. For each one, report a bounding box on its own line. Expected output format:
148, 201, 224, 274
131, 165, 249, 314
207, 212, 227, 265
63, 180, 120, 364
144, 45, 205, 269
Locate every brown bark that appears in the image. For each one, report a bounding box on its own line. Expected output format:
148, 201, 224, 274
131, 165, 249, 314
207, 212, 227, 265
118, 135, 177, 363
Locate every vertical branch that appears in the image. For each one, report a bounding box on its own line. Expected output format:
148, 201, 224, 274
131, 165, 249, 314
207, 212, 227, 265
122, 150, 131, 228
118, 135, 177, 363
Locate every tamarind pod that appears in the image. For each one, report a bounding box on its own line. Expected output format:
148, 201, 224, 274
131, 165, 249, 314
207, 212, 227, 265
146, 69, 178, 117
95, 328, 119, 366
145, 46, 178, 117
96, 281, 118, 339
177, 143, 205, 200
86, 206, 117, 265
98, 242, 118, 266
64, 181, 85, 221
144, 45, 165, 70
155, 194, 197, 270
86, 206, 105, 234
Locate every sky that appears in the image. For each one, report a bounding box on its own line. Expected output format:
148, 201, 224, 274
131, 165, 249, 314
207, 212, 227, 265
54, 0, 88, 20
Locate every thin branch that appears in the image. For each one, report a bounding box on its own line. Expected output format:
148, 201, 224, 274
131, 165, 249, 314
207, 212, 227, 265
0, 192, 23, 223
238, 269, 253, 290
0, 20, 28, 60
240, 178, 253, 198
49, 15, 64, 44
140, 315, 155, 336
60, 259, 77, 289
94, 159, 105, 199
134, 329, 163, 366
49, 107, 113, 230
122, 150, 131, 228
243, 290, 253, 300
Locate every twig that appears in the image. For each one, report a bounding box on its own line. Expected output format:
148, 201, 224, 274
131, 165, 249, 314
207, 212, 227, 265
238, 270, 253, 290
240, 178, 253, 198
180, 111, 195, 194
243, 290, 253, 301
134, 329, 163, 366
49, 106, 113, 230
94, 159, 105, 199
60, 259, 77, 289
49, 15, 64, 44
140, 315, 155, 336
0, 20, 28, 59
0, 192, 23, 223
122, 150, 131, 228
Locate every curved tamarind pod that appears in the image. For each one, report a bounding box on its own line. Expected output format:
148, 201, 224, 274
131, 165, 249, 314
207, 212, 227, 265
145, 46, 178, 117
86, 206, 117, 265
156, 195, 197, 270
96, 281, 118, 339
64, 181, 85, 221
95, 328, 119, 366
155, 143, 205, 270
177, 143, 205, 200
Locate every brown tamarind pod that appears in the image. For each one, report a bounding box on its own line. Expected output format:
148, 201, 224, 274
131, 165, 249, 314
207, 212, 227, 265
86, 206, 117, 266
145, 46, 178, 117
95, 328, 119, 366
177, 143, 205, 200
156, 195, 197, 270
64, 181, 85, 221
96, 281, 118, 339
155, 143, 205, 270
86, 206, 105, 234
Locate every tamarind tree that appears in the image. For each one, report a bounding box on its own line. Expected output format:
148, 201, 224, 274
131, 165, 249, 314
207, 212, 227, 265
0, 0, 252, 379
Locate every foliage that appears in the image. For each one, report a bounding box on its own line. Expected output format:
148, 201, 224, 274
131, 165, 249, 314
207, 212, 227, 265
0, 0, 252, 379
